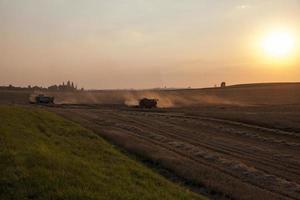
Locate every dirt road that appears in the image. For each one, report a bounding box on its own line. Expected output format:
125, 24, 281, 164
52, 105, 300, 200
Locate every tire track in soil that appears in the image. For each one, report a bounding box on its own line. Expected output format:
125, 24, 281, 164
119, 111, 300, 175
53, 107, 300, 200
106, 111, 300, 199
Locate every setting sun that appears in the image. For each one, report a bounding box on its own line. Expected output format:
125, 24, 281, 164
261, 30, 295, 58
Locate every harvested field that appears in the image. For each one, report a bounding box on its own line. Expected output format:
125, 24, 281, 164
52, 104, 300, 200
2, 83, 300, 199
0, 90, 31, 104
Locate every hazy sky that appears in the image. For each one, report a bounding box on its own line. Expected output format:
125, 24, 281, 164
0, 0, 299, 89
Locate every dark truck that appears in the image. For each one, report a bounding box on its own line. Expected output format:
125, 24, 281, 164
30, 94, 55, 104
139, 98, 158, 108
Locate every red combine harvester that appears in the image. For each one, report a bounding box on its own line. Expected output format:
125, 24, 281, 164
30, 94, 55, 104
139, 98, 158, 109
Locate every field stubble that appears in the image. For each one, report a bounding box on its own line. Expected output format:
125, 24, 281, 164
52, 104, 300, 200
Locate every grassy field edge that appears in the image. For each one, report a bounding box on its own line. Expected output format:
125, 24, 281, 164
0, 105, 206, 200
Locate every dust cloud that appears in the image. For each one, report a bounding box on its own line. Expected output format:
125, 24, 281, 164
41, 90, 242, 107
123, 91, 241, 107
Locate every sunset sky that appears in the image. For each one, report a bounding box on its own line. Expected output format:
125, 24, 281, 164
0, 0, 299, 89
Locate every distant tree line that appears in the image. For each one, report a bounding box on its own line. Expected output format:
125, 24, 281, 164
48, 81, 84, 91
0, 81, 84, 92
